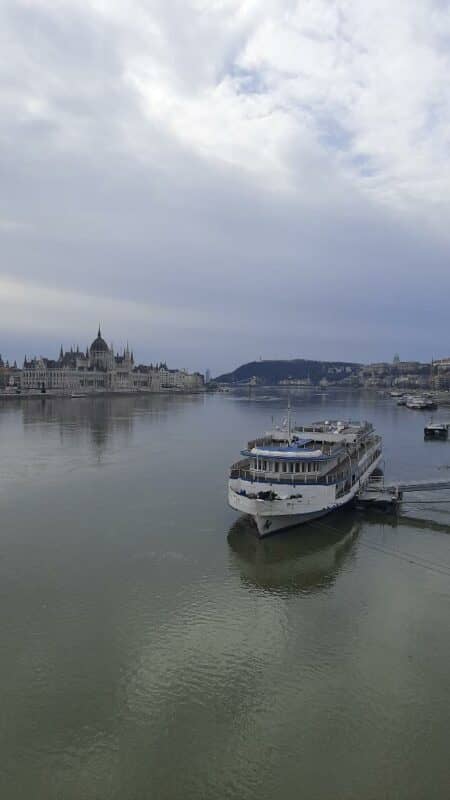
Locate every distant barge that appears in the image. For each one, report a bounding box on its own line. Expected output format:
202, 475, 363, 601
424, 422, 449, 440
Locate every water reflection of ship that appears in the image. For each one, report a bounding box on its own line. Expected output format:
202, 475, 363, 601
227, 511, 361, 594
362, 508, 450, 536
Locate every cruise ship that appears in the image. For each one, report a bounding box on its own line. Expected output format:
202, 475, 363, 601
228, 417, 382, 536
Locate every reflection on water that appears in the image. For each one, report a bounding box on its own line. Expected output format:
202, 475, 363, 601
359, 506, 450, 535
19, 393, 204, 460
228, 511, 361, 594
0, 391, 449, 800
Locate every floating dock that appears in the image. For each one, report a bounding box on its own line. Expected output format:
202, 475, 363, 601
357, 476, 450, 511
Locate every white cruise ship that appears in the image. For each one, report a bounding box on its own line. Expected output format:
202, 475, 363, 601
228, 417, 382, 536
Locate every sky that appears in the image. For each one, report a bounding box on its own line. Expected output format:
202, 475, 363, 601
1, 0, 450, 375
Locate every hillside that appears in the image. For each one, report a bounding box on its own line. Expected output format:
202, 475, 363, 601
215, 359, 362, 386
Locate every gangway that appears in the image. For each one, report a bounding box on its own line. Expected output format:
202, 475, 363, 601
357, 475, 450, 510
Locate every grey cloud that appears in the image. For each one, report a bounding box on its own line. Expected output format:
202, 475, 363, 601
1, 1, 449, 373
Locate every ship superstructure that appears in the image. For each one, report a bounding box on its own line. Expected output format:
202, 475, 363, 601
228, 419, 382, 536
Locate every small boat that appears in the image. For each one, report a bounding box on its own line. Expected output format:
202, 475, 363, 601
424, 422, 449, 440
397, 397, 407, 406
406, 396, 437, 410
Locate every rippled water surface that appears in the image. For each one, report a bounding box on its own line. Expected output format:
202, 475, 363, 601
0, 391, 449, 799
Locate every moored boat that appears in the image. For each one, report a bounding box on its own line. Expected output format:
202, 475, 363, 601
424, 421, 449, 439
406, 395, 437, 410
228, 418, 383, 536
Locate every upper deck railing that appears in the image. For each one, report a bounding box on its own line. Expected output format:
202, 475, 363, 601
246, 436, 275, 450
296, 420, 373, 433
230, 465, 341, 486
245, 439, 345, 459
230, 459, 342, 486
246, 422, 376, 453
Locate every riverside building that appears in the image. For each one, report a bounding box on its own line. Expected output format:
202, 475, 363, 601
18, 327, 204, 395
432, 358, 450, 390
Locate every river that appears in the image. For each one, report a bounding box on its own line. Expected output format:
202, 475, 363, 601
0, 390, 449, 799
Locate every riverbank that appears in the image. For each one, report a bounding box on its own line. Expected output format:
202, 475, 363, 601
0, 388, 207, 401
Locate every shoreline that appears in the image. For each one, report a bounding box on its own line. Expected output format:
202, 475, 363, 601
0, 389, 207, 401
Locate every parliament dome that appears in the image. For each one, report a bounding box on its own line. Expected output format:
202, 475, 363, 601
90, 327, 109, 353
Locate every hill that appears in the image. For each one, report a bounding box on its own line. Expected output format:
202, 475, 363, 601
215, 359, 362, 386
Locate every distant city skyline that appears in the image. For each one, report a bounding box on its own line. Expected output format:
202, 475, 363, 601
0, 328, 449, 378
1, 1, 450, 374
5, 325, 204, 395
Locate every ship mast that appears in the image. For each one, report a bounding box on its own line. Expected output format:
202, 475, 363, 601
287, 391, 291, 439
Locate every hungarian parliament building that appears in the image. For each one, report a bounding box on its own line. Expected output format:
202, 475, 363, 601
13, 327, 204, 394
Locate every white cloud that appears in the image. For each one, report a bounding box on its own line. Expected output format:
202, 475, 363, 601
3, 1, 450, 212
119, 0, 450, 217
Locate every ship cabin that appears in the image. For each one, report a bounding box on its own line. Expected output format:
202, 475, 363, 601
239, 437, 342, 485
230, 420, 379, 487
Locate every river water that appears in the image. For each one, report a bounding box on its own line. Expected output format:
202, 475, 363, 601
0, 391, 449, 800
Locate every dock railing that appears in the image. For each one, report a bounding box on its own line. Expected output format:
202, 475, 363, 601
364, 474, 385, 492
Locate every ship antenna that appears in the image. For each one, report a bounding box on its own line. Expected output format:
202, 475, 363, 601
287, 390, 291, 439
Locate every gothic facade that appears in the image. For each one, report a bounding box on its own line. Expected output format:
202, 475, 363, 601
19, 327, 204, 394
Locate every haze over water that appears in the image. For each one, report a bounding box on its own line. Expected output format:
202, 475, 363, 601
0, 391, 449, 800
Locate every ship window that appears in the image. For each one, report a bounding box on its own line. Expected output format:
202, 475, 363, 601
295, 463, 300, 473
274, 462, 279, 472
282, 463, 287, 473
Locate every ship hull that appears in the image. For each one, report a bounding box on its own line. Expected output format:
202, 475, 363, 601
228, 453, 382, 537
252, 508, 337, 536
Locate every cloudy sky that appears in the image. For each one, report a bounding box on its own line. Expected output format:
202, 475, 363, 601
1, 0, 450, 374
